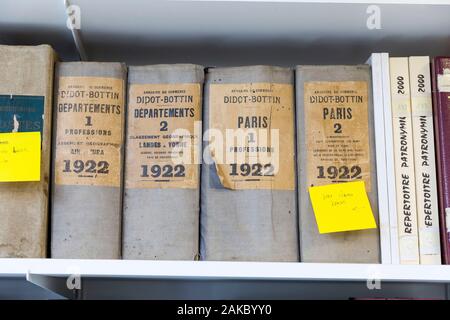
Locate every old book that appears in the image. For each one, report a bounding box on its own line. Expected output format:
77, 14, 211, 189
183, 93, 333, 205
296, 65, 380, 263
381, 53, 400, 264
389, 57, 420, 264
432, 56, 450, 264
51, 62, 126, 259
201, 65, 298, 262
123, 64, 203, 260
409, 56, 441, 264
0, 45, 56, 258
368, 53, 392, 264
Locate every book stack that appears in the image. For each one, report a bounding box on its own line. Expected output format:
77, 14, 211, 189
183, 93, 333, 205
370, 54, 442, 265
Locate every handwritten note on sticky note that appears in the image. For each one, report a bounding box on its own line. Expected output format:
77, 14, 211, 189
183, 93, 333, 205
309, 181, 376, 234
0, 132, 41, 182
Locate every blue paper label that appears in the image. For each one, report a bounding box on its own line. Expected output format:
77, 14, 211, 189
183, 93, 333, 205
0, 95, 45, 134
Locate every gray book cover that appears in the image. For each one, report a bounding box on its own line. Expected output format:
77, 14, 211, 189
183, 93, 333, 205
296, 65, 380, 263
51, 62, 126, 259
0, 45, 56, 258
123, 64, 203, 260
201, 65, 298, 262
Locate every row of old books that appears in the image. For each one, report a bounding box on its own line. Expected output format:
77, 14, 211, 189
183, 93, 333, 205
0, 44, 448, 264
369, 54, 449, 265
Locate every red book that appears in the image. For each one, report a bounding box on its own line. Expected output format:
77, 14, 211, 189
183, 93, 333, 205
432, 57, 450, 264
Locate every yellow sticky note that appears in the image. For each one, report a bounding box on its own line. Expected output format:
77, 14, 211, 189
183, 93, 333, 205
0, 132, 41, 182
309, 181, 376, 234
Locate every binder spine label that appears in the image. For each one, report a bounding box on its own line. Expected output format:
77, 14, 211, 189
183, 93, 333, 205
125, 83, 201, 189
54, 76, 124, 187
304, 81, 371, 191
437, 73, 450, 92
0, 95, 44, 135
446, 208, 450, 234
208, 82, 295, 190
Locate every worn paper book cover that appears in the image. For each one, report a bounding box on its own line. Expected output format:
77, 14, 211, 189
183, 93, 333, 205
200, 65, 298, 262
51, 62, 126, 259
123, 64, 203, 260
389, 57, 420, 265
409, 56, 441, 264
296, 64, 380, 263
0, 45, 56, 258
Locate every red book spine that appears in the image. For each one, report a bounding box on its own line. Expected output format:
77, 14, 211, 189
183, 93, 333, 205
432, 57, 450, 264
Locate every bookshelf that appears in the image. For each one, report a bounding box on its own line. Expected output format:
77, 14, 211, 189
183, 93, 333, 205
1, 0, 450, 299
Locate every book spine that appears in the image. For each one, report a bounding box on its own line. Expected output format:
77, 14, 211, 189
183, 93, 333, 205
123, 64, 203, 260
381, 53, 400, 264
368, 53, 392, 264
296, 64, 380, 263
201, 65, 298, 262
389, 57, 420, 264
51, 62, 126, 259
409, 56, 441, 264
432, 57, 450, 264
0, 45, 55, 258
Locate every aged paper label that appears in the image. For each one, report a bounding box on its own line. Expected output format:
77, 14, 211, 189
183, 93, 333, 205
304, 81, 371, 191
209, 82, 295, 190
437, 74, 450, 92
125, 83, 201, 189
54, 76, 124, 187
0, 95, 44, 135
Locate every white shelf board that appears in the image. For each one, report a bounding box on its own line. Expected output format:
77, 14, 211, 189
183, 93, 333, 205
1, 259, 450, 283
1, 260, 448, 299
